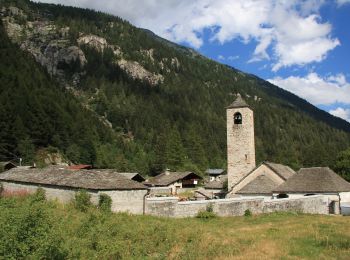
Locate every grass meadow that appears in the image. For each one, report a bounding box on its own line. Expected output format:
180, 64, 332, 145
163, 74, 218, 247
0, 193, 349, 259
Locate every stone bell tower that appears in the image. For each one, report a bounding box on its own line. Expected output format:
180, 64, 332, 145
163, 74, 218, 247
227, 94, 256, 190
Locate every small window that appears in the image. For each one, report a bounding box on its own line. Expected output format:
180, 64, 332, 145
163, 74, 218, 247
277, 193, 289, 199
234, 112, 242, 124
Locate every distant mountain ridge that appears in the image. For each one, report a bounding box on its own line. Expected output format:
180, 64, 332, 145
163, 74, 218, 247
0, 0, 349, 174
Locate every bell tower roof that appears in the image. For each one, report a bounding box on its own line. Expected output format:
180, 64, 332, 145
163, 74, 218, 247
227, 94, 249, 109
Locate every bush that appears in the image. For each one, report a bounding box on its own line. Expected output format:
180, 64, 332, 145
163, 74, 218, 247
196, 203, 217, 219
74, 190, 92, 212
244, 209, 252, 217
30, 188, 46, 203
206, 203, 214, 212
99, 193, 112, 212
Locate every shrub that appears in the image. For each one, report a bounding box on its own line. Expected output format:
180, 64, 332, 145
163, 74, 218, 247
244, 209, 252, 217
196, 203, 217, 219
99, 193, 112, 212
206, 203, 214, 212
30, 188, 46, 203
74, 190, 92, 212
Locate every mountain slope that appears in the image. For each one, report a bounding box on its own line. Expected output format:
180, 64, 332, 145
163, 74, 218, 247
0, 0, 349, 175
0, 19, 117, 165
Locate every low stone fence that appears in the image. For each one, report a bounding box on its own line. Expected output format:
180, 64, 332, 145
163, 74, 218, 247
145, 195, 331, 217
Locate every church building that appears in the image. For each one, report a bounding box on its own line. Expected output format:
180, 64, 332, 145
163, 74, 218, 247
225, 94, 350, 203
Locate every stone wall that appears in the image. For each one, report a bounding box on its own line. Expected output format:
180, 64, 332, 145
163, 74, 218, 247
1, 181, 334, 217
102, 190, 148, 214
263, 196, 330, 215
145, 197, 178, 217
146, 195, 331, 218
0, 181, 147, 214
1, 181, 99, 203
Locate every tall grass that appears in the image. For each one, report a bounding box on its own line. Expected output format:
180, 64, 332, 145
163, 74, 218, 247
0, 195, 349, 259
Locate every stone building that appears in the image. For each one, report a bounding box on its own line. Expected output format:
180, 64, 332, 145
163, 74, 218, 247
206, 169, 226, 181
227, 94, 256, 190
226, 94, 295, 197
231, 162, 295, 198
0, 166, 148, 214
144, 170, 202, 194
273, 167, 350, 212
0, 161, 17, 171
226, 94, 350, 209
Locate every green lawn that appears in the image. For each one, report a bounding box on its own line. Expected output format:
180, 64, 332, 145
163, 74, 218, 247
0, 194, 349, 259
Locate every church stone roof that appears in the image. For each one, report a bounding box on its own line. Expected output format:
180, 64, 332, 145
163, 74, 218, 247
264, 162, 295, 180
274, 167, 350, 193
0, 166, 147, 190
236, 174, 279, 195
227, 94, 249, 109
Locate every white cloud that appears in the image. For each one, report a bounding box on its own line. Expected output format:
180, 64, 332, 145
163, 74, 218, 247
268, 73, 350, 105
337, 0, 350, 6
329, 107, 350, 121
228, 55, 239, 61
217, 55, 239, 61
35, 0, 339, 70
217, 55, 225, 60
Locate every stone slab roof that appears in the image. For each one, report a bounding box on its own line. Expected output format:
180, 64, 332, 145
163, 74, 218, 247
118, 172, 145, 182
264, 162, 295, 180
205, 169, 225, 175
205, 175, 228, 189
195, 188, 214, 199
0, 166, 147, 190
227, 94, 249, 108
237, 174, 279, 195
0, 161, 16, 168
145, 171, 202, 186
274, 167, 350, 193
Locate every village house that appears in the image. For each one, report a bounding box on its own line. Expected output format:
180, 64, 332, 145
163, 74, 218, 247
273, 167, 350, 212
206, 169, 226, 181
0, 161, 17, 171
203, 175, 227, 198
144, 170, 202, 194
0, 166, 148, 214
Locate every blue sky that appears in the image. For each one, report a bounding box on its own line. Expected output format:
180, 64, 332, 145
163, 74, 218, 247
37, 0, 350, 121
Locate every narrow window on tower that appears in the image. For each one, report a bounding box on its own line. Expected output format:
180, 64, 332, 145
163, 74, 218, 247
234, 112, 242, 124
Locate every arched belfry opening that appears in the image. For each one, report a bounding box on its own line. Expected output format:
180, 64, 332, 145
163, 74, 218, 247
234, 112, 242, 124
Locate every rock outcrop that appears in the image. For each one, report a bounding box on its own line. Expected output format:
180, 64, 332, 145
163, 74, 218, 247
1, 6, 164, 88
117, 59, 164, 86
77, 34, 108, 52
1, 7, 86, 87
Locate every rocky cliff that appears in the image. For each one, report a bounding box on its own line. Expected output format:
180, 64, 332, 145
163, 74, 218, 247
1, 6, 165, 88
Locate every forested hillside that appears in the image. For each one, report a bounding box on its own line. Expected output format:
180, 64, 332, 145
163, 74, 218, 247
1, 0, 350, 175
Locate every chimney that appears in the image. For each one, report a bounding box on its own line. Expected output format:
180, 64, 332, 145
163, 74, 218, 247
165, 168, 170, 175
